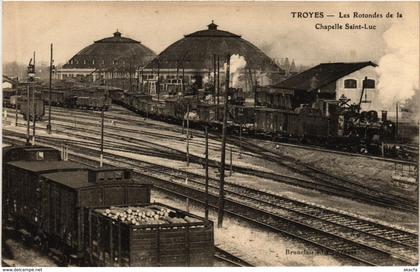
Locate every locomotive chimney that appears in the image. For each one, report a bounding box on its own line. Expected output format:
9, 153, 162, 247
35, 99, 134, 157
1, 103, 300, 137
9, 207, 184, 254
381, 110, 387, 122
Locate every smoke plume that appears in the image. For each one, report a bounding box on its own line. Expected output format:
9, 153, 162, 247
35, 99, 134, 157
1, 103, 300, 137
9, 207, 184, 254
229, 54, 247, 89
375, 22, 419, 116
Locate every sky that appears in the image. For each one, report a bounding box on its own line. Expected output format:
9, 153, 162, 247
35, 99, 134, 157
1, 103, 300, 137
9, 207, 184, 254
3, 1, 419, 67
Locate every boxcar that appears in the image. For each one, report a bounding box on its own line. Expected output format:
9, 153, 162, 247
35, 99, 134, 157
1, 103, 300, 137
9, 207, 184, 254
86, 203, 214, 266
288, 107, 338, 139
2, 145, 63, 214
76, 96, 111, 111
108, 88, 125, 102
3, 160, 89, 226
18, 97, 45, 121
255, 108, 290, 134
229, 105, 255, 125
3, 145, 61, 163
38, 168, 152, 257
3, 88, 15, 107
41, 89, 68, 106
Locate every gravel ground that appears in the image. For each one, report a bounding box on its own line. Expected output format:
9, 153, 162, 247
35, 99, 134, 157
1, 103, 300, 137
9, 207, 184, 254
253, 139, 418, 200
2, 238, 57, 267
224, 172, 418, 232
152, 191, 364, 266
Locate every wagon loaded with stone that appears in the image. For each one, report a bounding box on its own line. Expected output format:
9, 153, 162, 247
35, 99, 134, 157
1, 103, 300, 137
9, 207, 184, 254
86, 203, 214, 266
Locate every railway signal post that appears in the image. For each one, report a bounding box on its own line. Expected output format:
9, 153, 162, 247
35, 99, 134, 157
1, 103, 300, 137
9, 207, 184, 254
100, 84, 107, 167
15, 78, 18, 127
26, 57, 35, 145
186, 103, 190, 166
217, 53, 230, 228
26, 82, 30, 145
31, 51, 36, 145
216, 56, 220, 119
205, 125, 209, 220
47, 43, 53, 134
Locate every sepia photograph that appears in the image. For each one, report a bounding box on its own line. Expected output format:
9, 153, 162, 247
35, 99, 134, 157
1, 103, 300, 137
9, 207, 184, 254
1, 1, 419, 268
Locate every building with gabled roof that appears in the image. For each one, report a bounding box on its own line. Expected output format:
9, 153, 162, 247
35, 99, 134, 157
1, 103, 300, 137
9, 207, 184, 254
256, 61, 379, 114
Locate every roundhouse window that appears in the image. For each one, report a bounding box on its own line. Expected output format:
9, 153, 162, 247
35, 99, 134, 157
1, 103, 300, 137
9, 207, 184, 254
344, 79, 357, 88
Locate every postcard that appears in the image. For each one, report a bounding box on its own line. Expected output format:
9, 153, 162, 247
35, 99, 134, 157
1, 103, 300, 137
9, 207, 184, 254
2, 1, 419, 269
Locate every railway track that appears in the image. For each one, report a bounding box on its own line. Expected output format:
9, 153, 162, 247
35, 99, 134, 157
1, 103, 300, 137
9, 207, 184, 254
6, 105, 418, 165
6, 111, 417, 213
232, 136, 418, 213
48, 106, 419, 164
50, 104, 418, 163
214, 247, 254, 267
4, 135, 418, 266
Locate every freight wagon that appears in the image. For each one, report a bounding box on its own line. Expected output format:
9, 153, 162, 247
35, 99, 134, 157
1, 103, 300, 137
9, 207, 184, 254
18, 97, 45, 121
3, 145, 215, 266
3, 145, 62, 163
3, 163, 152, 262
38, 168, 152, 259
2, 88, 15, 107
76, 96, 112, 111
254, 106, 338, 140
39, 87, 113, 111
40, 90, 70, 106
86, 203, 214, 266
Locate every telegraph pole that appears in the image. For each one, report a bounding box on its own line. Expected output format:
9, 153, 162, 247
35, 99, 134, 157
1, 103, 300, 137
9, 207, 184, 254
182, 65, 185, 94
213, 55, 216, 105
395, 102, 399, 140
129, 60, 133, 92
157, 59, 160, 101
217, 54, 230, 228
205, 126, 209, 220
32, 51, 36, 145
26, 82, 30, 145
100, 82, 106, 167
47, 43, 53, 134
14, 78, 18, 127
216, 56, 220, 119
186, 103, 190, 166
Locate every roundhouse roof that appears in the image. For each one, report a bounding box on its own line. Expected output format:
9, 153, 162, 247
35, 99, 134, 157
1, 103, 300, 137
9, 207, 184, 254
63, 31, 156, 70
144, 22, 281, 72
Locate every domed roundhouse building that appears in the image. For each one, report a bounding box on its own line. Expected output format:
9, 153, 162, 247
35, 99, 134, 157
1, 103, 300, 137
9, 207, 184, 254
57, 31, 156, 90
140, 22, 284, 101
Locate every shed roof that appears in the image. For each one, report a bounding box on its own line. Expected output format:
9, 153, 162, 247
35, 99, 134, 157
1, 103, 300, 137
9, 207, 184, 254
41, 170, 90, 189
41, 169, 152, 189
273, 61, 377, 92
6, 161, 88, 173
